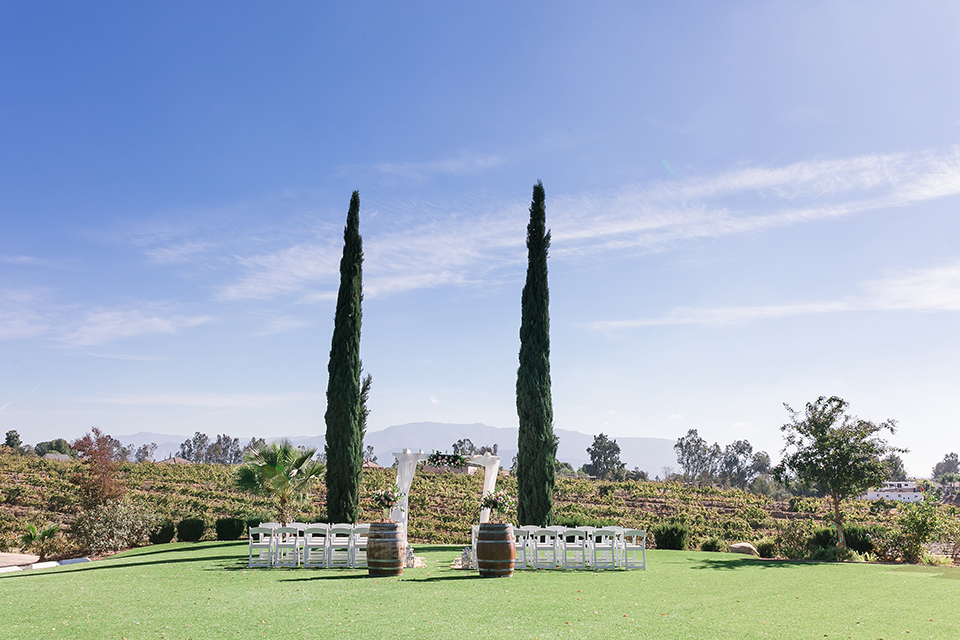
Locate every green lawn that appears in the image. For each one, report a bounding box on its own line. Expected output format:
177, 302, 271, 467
1, 542, 958, 639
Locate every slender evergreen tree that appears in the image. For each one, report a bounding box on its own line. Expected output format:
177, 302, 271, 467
516, 180, 555, 526
324, 191, 364, 524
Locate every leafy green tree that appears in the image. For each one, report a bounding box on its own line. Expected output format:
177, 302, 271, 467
35, 438, 77, 458
324, 191, 364, 524
134, 443, 157, 463
883, 453, 908, 482
674, 429, 720, 483
236, 440, 325, 525
932, 452, 959, 483
4, 430, 23, 453
516, 181, 555, 526
773, 396, 905, 548
583, 433, 626, 480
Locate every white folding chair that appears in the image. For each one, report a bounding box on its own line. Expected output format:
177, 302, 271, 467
561, 528, 590, 570
351, 524, 369, 568
621, 529, 647, 570
471, 524, 480, 570
273, 527, 301, 568
302, 525, 329, 568
248, 526, 274, 568
512, 527, 531, 570
591, 528, 619, 570
327, 524, 354, 568
532, 528, 559, 569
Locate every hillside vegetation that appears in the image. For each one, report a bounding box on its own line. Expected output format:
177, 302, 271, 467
0, 452, 952, 561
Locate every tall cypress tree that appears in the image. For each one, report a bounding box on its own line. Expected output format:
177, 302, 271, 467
324, 191, 363, 524
516, 181, 555, 526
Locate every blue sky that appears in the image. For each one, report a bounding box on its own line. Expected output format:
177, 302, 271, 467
2, 2, 959, 476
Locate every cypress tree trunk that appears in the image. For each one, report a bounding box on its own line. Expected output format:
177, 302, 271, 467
516, 181, 555, 526
324, 191, 363, 524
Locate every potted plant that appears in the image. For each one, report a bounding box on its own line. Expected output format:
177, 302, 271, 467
368, 484, 407, 576
475, 490, 517, 577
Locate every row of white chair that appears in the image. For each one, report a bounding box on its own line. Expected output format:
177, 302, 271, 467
248, 523, 369, 569
472, 525, 646, 571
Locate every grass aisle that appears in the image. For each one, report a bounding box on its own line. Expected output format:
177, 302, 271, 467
1, 542, 958, 639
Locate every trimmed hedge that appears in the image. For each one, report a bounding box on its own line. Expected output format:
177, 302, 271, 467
176, 517, 205, 542
215, 517, 245, 541
149, 519, 175, 545
652, 522, 690, 550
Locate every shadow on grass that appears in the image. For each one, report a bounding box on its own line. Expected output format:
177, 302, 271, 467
0, 542, 248, 579
690, 557, 822, 571
278, 571, 483, 583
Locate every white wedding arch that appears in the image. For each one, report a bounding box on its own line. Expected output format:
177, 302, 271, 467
389, 449, 503, 533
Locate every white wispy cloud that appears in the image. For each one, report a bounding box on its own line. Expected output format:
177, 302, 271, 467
585, 262, 960, 331
0, 289, 52, 340
252, 315, 316, 336
79, 391, 317, 409
374, 152, 505, 180
57, 305, 213, 347
0, 255, 39, 265
220, 148, 960, 301
143, 241, 215, 265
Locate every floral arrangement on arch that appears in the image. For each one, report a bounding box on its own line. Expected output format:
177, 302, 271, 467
480, 490, 516, 523
426, 451, 467, 469
373, 485, 406, 521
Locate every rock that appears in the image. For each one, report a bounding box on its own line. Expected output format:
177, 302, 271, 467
729, 542, 760, 556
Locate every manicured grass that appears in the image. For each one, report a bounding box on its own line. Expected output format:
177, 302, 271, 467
2, 542, 958, 639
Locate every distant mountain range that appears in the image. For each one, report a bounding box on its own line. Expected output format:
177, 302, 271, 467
117, 422, 677, 475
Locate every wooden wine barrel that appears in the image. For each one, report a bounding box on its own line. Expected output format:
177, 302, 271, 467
476, 523, 515, 578
367, 522, 405, 576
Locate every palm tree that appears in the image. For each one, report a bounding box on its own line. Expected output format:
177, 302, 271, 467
21, 524, 59, 562
236, 440, 325, 525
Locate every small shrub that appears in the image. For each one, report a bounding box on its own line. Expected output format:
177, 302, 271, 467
755, 538, 777, 559
808, 545, 851, 562
652, 522, 689, 550
700, 537, 723, 552
215, 517, 245, 541
71, 499, 159, 554
149, 519, 175, 545
844, 523, 880, 554
809, 525, 836, 549
775, 518, 817, 560
176, 518, 205, 542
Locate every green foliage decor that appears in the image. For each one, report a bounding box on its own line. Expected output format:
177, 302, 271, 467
516, 180, 555, 527
176, 517, 206, 542
324, 190, 364, 525
215, 517, 246, 541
